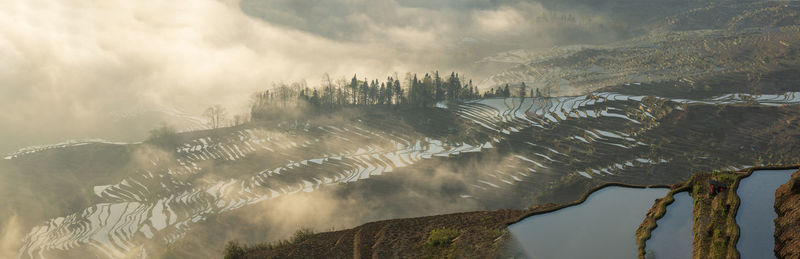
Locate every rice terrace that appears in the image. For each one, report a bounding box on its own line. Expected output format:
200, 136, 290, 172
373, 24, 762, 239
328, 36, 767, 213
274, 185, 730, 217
1, 0, 800, 258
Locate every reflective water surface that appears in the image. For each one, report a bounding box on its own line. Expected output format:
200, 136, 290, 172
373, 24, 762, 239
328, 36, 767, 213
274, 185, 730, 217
509, 187, 668, 259
736, 169, 796, 259
646, 191, 693, 259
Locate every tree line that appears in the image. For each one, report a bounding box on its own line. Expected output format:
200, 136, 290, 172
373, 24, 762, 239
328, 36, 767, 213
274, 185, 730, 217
248, 71, 551, 122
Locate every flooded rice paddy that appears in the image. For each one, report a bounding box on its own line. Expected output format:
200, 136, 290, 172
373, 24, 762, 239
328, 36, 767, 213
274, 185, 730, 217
645, 192, 693, 259
4, 92, 800, 258
509, 187, 668, 259
736, 169, 796, 258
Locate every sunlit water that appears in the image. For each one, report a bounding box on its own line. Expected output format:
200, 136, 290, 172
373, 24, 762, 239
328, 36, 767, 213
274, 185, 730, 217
645, 192, 693, 259
508, 187, 668, 259
736, 169, 796, 258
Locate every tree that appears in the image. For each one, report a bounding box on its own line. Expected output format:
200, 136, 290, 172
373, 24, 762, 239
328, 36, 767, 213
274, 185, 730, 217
249, 71, 474, 120
359, 80, 369, 105
422, 73, 435, 107
386, 77, 395, 104
310, 89, 320, 106
368, 80, 378, 104
204, 104, 227, 129
393, 78, 403, 105
433, 71, 444, 101
379, 83, 386, 105
349, 74, 359, 104
322, 73, 334, 107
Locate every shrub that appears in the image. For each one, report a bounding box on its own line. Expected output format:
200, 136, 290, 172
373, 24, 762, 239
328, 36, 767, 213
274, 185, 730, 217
221, 227, 316, 258
290, 228, 315, 244
224, 240, 245, 259
716, 173, 738, 184
426, 227, 459, 246
146, 125, 180, 149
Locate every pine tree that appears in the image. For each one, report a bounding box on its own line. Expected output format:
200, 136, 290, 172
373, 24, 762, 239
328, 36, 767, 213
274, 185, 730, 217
350, 74, 358, 104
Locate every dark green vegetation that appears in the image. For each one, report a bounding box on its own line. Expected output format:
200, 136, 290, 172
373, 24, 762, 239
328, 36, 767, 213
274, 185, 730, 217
250, 72, 480, 114
248, 72, 541, 124
425, 227, 459, 246
223, 228, 315, 259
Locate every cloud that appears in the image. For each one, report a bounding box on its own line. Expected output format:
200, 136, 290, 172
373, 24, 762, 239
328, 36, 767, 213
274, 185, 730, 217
0, 0, 414, 153
0, 0, 643, 154
473, 6, 527, 33
0, 213, 22, 259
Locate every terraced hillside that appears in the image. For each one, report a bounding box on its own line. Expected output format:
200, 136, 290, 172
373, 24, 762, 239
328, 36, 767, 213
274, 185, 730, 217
481, 1, 800, 96
3, 90, 800, 258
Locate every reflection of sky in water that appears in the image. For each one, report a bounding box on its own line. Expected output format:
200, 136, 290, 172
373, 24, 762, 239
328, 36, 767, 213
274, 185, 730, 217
736, 169, 796, 259
646, 192, 692, 259
509, 187, 667, 259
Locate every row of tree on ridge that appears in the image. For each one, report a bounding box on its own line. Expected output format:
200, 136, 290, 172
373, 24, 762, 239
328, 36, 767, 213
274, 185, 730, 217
251, 71, 548, 121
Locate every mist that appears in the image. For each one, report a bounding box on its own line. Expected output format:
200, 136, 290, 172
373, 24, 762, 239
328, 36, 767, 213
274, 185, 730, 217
0, 0, 651, 154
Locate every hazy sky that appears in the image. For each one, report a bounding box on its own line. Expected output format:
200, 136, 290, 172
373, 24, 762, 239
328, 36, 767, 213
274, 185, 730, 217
0, 0, 651, 153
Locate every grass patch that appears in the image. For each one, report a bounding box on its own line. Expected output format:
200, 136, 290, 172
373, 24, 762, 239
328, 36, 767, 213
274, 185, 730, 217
426, 227, 460, 247
223, 228, 315, 259
712, 171, 738, 184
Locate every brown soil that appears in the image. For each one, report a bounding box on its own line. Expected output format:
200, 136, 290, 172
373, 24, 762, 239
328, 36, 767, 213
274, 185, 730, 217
240, 209, 530, 259
236, 182, 664, 259
773, 169, 800, 258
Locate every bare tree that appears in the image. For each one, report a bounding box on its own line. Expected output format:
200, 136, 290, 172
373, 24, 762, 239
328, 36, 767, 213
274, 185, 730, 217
204, 104, 227, 129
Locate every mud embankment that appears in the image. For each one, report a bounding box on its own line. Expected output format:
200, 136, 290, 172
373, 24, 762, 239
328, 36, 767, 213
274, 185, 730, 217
636, 164, 800, 259
236, 209, 528, 258
774, 169, 800, 258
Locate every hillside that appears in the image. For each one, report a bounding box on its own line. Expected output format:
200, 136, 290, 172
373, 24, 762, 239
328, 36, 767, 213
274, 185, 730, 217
4, 86, 800, 258
480, 1, 800, 96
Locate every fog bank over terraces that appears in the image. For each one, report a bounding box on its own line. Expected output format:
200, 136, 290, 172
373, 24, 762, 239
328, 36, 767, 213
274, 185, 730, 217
0, 0, 683, 153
